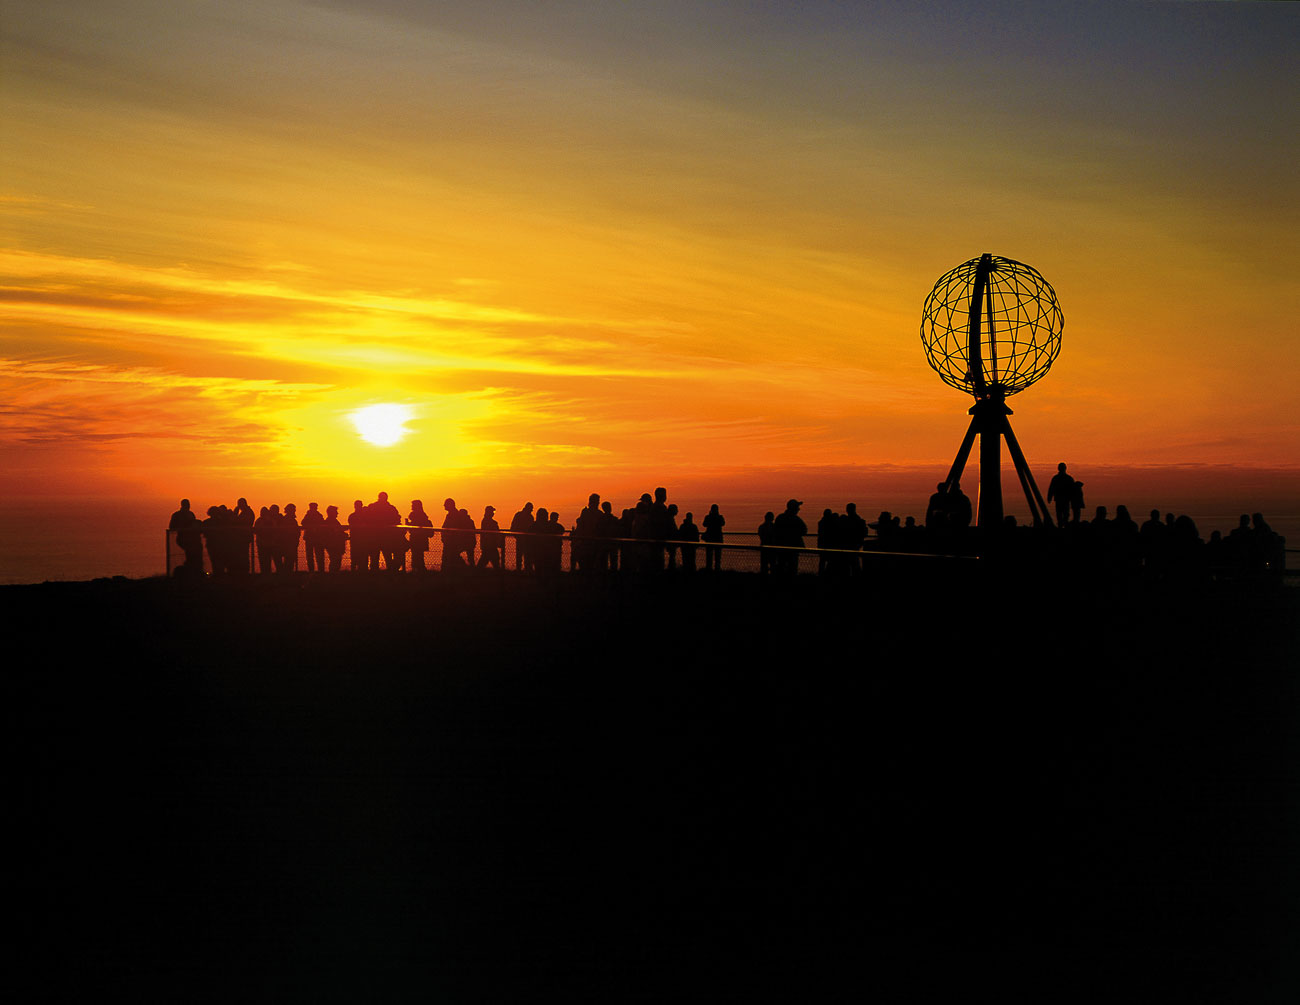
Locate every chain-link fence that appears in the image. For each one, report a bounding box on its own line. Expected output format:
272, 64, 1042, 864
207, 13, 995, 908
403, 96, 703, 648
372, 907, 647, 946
165, 526, 970, 578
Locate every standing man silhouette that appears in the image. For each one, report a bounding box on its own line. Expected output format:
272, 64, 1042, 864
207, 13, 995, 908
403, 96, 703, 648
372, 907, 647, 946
1047, 463, 1075, 528
510, 502, 535, 572
701, 504, 725, 572
479, 505, 504, 570
301, 502, 325, 572
169, 499, 203, 575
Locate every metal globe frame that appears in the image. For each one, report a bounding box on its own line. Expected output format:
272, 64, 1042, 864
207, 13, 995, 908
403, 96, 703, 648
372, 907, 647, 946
920, 253, 1065, 529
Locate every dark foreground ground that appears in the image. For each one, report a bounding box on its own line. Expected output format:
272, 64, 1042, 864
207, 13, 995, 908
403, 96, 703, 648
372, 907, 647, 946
5, 567, 1299, 1002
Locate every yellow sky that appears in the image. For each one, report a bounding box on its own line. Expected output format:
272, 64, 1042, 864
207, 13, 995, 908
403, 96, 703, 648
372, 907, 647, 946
2, 1, 1297, 511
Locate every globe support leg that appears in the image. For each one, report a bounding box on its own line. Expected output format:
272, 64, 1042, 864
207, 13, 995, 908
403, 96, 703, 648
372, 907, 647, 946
943, 415, 979, 493
943, 398, 1053, 531
1002, 417, 1053, 528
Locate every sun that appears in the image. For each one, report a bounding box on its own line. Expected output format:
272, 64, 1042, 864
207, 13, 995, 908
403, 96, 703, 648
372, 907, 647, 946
350, 403, 413, 447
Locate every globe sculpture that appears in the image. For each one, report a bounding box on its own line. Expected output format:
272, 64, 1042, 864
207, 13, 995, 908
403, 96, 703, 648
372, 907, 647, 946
920, 253, 1065, 529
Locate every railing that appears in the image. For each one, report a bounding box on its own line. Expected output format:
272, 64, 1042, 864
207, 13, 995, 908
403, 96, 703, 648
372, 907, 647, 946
165, 525, 974, 578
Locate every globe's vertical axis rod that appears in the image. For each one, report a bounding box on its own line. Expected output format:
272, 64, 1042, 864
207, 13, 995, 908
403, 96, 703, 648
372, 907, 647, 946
966, 253, 992, 394
968, 254, 1006, 527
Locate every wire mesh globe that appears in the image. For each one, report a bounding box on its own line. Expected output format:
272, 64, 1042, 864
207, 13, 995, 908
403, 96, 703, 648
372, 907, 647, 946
920, 255, 1064, 398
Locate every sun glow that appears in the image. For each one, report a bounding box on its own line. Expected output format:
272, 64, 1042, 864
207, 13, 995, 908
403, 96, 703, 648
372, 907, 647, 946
351, 404, 413, 447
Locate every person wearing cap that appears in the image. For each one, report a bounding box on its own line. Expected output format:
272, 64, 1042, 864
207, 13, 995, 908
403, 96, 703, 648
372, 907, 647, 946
479, 505, 504, 569
442, 497, 465, 571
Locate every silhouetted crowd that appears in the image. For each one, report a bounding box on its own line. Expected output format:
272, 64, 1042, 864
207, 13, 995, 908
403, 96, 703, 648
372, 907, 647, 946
168, 488, 732, 578
168, 472, 1287, 585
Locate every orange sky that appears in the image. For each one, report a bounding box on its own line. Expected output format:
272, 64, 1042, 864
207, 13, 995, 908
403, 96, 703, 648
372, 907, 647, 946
3, 1, 1297, 518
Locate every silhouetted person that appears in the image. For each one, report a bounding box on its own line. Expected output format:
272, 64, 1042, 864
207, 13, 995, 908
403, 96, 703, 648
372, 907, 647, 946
266, 504, 284, 571
1047, 463, 1074, 527
457, 508, 477, 567
479, 505, 504, 570
926, 483, 949, 531
253, 506, 275, 574
323, 505, 346, 572
843, 503, 867, 573
1112, 505, 1140, 569
573, 493, 603, 573
348, 500, 371, 571
870, 511, 897, 550
619, 505, 636, 570
510, 502, 535, 572
1140, 508, 1168, 574
665, 503, 680, 569
757, 511, 776, 575
407, 500, 432, 571
949, 482, 972, 530
1206, 529, 1226, 577
369, 492, 402, 571
1168, 514, 1204, 578
817, 508, 836, 574
702, 503, 725, 571
678, 512, 699, 572
650, 487, 672, 570
599, 500, 619, 571
1252, 513, 1284, 578
1069, 480, 1085, 524
533, 508, 561, 576
233, 497, 255, 572
442, 498, 466, 572
901, 515, 922, 551
280, 503, 300, 572
772, 499, 806, 577
301, 502, 325, 572
203, 505, 235, 575
169, 499, 203, 576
